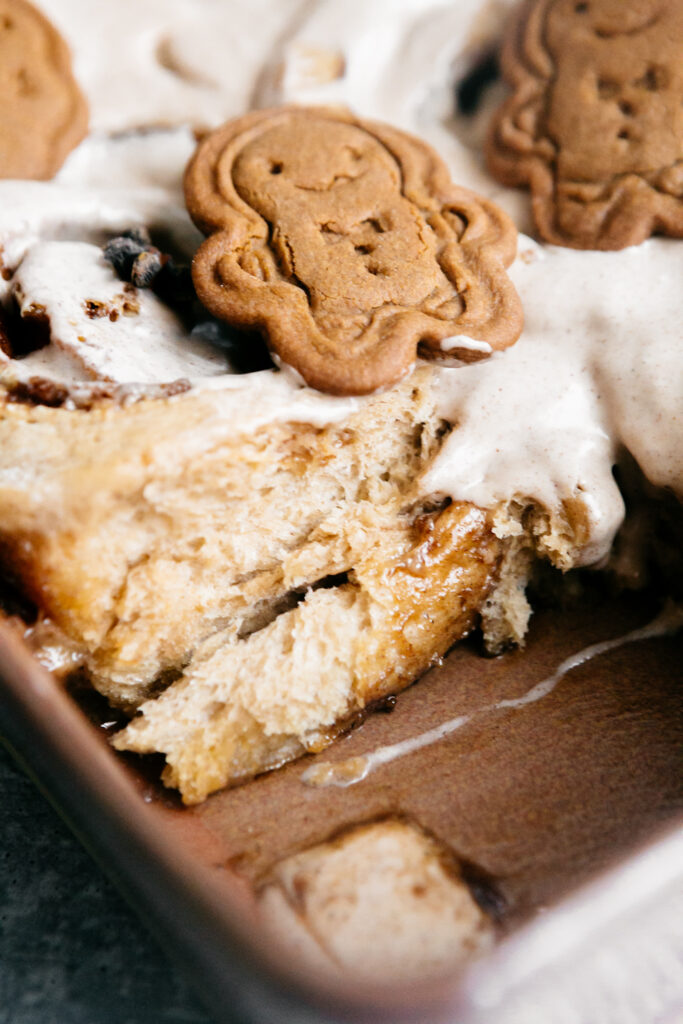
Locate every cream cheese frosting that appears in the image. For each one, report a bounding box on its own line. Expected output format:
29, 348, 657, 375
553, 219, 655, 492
0, 0, 680, 573
0, 178, 200, 288
38, 0, 308, 132
7, 241, 228, 384
423, 235, 683, 566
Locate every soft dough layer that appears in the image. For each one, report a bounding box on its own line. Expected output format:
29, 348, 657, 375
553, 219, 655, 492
0, 369, 438, 700
0, 364, 517, 801
114, 500, 500, 803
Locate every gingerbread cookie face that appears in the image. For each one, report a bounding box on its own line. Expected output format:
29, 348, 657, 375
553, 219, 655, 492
185, 107, 522, 395
0, 0, 88, 179
488, 0, 683, 250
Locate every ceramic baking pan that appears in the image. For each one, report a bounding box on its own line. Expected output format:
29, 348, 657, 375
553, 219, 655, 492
0, 586, 681, 1023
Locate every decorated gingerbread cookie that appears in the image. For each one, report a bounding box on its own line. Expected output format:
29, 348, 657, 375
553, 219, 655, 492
185, 106, 522, 395
487, 0, 683, 250
0, 0, 87, 179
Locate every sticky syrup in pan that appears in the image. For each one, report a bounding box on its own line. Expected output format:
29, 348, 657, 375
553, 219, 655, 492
302, 601, 683, 789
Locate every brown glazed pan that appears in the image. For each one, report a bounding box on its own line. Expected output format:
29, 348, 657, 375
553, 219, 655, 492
0, 585, 682, 1023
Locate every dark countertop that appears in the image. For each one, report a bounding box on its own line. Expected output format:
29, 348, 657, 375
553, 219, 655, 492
0, 743, 212, 1024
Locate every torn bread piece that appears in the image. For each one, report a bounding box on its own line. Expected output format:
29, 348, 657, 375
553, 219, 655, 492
113, 499, 500, 803
258, 818, 496, 983
0, 368, 443, 704
0, 361, 539, 803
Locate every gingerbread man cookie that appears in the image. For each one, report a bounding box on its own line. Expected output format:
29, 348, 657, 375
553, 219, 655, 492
0, 0, 87, 179
185, 107, 522, 395
487, 0, 683, 250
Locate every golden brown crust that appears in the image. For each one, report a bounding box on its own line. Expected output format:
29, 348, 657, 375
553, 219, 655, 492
114, 501, 501, 804
487, 0, 683, 250
0, 369, 446, 704
0, 366, 517, 802
185, 106, 522, 395
0, 0, 88, 179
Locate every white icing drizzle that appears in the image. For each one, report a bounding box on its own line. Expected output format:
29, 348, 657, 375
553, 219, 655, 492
440, 335, 493, 354
301, 602, 683, 789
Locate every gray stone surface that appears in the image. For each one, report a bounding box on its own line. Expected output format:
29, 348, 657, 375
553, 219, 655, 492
0, 743, 212, 1024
